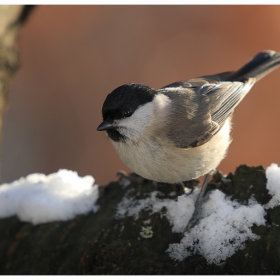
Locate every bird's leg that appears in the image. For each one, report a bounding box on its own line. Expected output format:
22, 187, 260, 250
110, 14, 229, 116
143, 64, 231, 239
185, 170, 214, 231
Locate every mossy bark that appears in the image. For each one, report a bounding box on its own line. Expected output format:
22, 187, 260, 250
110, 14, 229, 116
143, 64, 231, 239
0, 165, 279, 275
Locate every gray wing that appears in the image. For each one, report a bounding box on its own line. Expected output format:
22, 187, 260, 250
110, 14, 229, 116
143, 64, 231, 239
158, 72, 256, 148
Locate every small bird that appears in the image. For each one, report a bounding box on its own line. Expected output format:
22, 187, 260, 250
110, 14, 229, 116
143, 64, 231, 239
97, 50, 280, 229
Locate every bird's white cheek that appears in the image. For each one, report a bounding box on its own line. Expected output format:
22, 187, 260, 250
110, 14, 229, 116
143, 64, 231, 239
117, 94, 171, 140
118, 103, 155, 139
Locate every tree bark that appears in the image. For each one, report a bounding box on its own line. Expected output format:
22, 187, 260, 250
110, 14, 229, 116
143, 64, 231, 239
0, 165, 279, 275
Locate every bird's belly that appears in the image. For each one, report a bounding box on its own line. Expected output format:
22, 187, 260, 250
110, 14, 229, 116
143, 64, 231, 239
111, 119, 232, 183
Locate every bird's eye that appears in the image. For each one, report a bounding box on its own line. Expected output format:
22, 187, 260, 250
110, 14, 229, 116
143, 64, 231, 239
123, 109, 133, 118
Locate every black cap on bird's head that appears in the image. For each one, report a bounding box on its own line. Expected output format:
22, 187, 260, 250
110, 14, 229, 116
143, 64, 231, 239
97, 83, 156, 141
101, 83, 156, 121
97, 83, 156, 129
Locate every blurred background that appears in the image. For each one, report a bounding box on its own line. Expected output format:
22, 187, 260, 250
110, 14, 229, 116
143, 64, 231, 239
2, 5, 280, 185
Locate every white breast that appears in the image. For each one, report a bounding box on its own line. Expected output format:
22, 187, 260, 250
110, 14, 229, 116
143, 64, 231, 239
111, 118, 232, 183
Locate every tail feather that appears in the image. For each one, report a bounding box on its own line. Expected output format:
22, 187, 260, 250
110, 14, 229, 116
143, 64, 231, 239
227, 50, 280, 82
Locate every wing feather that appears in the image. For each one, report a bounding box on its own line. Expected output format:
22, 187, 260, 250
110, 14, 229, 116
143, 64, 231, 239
158, 73, 255, 148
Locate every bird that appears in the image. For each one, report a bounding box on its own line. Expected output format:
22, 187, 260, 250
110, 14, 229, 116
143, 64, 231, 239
97, 50, 280, 230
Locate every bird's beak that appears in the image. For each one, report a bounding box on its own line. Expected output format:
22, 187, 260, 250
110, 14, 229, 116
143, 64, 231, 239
97, 120, 116, 131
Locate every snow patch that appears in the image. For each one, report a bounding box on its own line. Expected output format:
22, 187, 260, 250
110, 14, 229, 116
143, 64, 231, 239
0, 169, 99, 225
265, 163, 280, 208
167, 190, 266, 265
117, 163, 280, 265
116, 190, 196, 233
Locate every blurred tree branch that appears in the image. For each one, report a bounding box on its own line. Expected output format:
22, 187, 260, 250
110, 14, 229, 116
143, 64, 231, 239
0, 5, 35, 182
